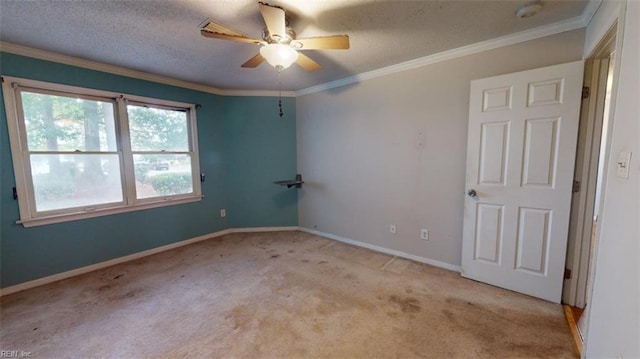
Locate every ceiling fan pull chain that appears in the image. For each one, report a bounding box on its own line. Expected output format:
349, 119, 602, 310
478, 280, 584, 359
278, 71, 284, 118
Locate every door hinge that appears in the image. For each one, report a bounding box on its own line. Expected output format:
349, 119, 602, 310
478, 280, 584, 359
582, 86, 590, 99
573, 180, 581, 193
564, 268, 572, 279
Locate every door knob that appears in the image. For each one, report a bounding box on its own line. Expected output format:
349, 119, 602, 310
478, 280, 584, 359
467, 189, 477, 197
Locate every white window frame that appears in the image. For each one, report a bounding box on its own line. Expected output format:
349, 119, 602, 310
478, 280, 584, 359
2, 76, 202, 227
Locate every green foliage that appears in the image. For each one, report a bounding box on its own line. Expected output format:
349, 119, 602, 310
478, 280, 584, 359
32, 173, 76, 200
22, 92, 80, 151
21, 92, 113, 152
127, 105, 188, 151
135, 163, 151, 182
149, 173, 192, 195
21, 91, 187, 155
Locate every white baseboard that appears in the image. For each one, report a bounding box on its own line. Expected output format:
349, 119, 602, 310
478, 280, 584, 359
232, 226, 299, 233
0, 226, 300, 296
299, 227, 462, 273
0, 225, 460, 296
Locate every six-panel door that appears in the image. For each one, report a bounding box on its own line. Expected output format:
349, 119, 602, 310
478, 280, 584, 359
462, 61, 584, 303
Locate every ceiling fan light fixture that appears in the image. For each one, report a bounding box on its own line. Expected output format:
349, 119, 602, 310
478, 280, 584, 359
516, 1, 543, 18
260, 43, 299, 70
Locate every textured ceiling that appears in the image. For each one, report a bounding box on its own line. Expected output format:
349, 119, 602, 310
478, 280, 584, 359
0, 0, 588, 92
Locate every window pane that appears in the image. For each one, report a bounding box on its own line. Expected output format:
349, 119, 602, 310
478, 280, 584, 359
30, 154, 123, 212
133, 154, 193, 199
128, 105, 189, 151
21, 92, 117, 152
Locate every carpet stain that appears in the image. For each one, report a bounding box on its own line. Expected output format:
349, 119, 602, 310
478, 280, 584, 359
0, 231, 578, 358
312, 323, 324, 335
107, 289, 140, 303
388, 295, 421, 313
442, 296, 576, 358
228, 305, 251, 331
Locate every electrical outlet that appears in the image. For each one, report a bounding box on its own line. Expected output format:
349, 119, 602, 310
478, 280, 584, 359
390, 224, 397, 234
421, 229, 429, 240
220, 209, 226, 218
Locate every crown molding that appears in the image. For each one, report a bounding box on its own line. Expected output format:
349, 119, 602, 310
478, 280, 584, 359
296, 15, 586, 96
2, 3, 596, 100
220, 88, 296, 97
582, 0, 604, 26
0, 42, 295, 98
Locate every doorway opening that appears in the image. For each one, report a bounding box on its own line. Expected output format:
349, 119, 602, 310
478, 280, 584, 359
562, 23, 618, 354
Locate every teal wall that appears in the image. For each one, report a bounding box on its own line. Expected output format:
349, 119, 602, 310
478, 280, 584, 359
0, 52, 297, 288
222, 96, 298, 228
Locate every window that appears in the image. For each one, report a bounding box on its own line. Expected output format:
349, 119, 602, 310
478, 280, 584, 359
2, 77, 202, 227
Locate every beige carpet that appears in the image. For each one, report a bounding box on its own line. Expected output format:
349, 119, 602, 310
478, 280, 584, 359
0, 231, 578, 358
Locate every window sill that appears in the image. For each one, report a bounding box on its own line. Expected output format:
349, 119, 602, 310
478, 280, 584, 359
17, 196, 203, 228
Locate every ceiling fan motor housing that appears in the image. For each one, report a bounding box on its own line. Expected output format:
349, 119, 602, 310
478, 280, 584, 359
200, 1, 349, 72
262, 27, 296, 45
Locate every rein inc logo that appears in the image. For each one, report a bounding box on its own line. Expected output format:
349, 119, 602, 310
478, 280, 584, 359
0, 351, 32, 358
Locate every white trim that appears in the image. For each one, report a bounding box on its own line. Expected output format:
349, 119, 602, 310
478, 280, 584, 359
582, 0, 604, 27
299, 227, 462, 273
3, 75, 200, 108
296, 16, 586, 96
583, 0, 621, 58
583, 0, 627, 335
0, 229, 232, 296
0, 226, 302, 296
0, 225, 462, 296
233, 226, 300, 233
1, 76, 31, 221
2, 75, 204, 227
220, 89, 296, 98
0, 41, 296, 98
2, 12, 589, 99
18, 196, 204, 228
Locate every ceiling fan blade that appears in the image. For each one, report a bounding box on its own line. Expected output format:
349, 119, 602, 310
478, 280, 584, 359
200, 30, 265, 45
241, 53, 265, 68
199, 19, 246, 37
258, 2, 286, 40
292, 35, 350, 50
296, 52, 321, 72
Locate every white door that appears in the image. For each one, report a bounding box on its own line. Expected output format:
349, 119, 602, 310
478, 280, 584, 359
462, 61, 584, 303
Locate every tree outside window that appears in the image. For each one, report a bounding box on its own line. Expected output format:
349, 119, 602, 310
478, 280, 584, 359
3, 77, 202, 226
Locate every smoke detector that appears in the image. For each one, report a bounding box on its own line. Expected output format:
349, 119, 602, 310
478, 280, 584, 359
516, 1, 543, 18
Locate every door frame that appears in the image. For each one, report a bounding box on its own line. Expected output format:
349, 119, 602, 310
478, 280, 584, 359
563, 24, 618, 308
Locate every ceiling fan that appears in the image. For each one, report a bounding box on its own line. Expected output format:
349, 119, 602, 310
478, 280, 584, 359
199, 2, 350, 72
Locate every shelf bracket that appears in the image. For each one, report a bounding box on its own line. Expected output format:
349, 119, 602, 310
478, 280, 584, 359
274, 174, 304, 189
